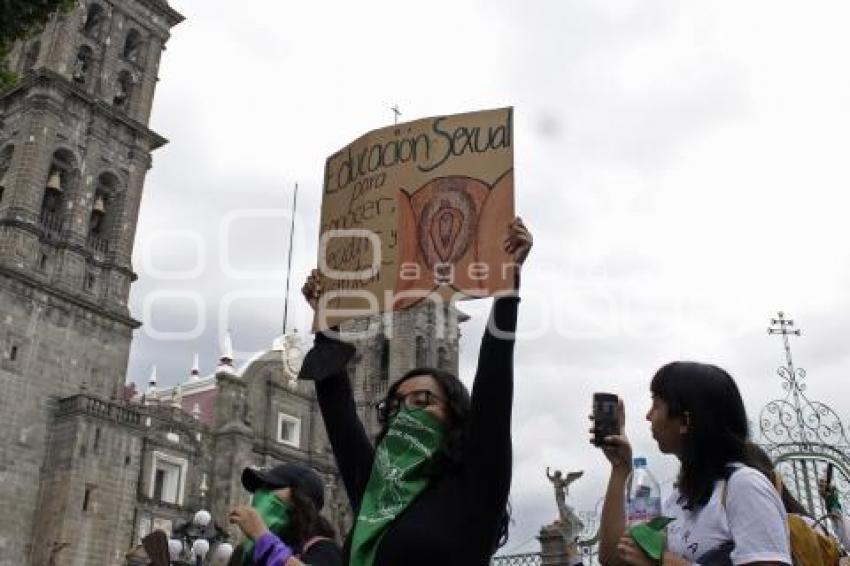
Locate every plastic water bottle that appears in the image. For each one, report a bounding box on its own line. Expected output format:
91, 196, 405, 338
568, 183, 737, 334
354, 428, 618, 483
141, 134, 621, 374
627, 457, 662, 526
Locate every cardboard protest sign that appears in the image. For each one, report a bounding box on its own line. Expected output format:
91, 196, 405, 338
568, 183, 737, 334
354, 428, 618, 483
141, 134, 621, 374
315, 107, 514, 330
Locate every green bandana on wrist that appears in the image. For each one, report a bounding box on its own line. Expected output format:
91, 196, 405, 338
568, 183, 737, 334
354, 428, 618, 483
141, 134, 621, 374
349, 407, 446, 566
629, 517, 674, 563
241, 489, 293, 565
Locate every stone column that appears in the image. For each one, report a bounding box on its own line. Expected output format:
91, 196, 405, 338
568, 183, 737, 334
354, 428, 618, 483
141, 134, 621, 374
136, 35, 164, 123
538, 523, 575, 566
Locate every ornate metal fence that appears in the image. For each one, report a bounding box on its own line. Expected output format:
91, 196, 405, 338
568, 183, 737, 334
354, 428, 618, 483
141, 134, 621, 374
759, 312, 850, 534
576, 500, 602, 564
491, 553, 543, 566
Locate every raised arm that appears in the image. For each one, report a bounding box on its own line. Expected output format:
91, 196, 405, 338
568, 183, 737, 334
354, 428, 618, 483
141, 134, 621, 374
299, 271, 374, 512
464, 293, 519, 473
462, 218, 531, 517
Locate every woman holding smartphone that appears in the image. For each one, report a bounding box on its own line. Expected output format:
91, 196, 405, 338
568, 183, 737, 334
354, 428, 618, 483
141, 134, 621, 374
591, 362, 791, 566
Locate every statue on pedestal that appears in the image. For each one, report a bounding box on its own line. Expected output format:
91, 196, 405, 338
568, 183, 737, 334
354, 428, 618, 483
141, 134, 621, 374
546, 467, 585, 544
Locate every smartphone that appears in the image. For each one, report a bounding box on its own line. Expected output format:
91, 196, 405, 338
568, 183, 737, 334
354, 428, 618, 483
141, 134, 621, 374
593, 392, 619, 446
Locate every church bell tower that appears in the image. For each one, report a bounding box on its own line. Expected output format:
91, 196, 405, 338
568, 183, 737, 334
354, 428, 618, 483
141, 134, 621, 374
0, 0, 182, 562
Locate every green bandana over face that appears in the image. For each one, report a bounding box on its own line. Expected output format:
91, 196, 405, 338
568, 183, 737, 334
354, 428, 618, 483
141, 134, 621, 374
349, 407, 446, 566
242, 489, 292, 564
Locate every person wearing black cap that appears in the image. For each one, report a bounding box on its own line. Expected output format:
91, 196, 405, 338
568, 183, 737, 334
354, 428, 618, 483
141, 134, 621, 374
227, 462, 342, 566
298, 218, 532, 566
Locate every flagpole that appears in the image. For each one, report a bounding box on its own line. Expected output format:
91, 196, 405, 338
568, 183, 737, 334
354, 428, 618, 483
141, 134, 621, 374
282, 182, 298, 335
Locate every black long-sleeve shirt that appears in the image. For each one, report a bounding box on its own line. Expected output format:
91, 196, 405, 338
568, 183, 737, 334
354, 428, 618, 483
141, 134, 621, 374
307, 296, 520, 566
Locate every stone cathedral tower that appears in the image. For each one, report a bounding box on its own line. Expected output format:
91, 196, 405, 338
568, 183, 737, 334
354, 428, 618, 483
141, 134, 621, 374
0, 0, 183, 563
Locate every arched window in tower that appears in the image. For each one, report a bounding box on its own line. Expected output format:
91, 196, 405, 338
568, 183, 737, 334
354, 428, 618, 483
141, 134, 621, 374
123, 30, 143, 63
23, 41, 41, 71
0, 145, 13, 205
88, 172, 118, 254
113, 70, 134, 110
72, 45, 94, 84
40, 150, 77, 237
437, 346, 449, 371
415, 335, 426, 368
83, 3, 106, 40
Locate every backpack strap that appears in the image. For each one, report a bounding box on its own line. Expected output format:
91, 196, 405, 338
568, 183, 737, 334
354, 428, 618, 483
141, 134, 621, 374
720, 465, 738, 509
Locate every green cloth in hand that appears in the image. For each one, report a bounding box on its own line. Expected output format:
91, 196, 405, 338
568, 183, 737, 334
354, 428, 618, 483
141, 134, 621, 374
629, 517, 674, 563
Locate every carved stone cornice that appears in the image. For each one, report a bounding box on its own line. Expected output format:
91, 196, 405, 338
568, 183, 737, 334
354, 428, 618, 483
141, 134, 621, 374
1, 69, 169, 150
0, 263, 140, 329
0, 218, 136, 278
137, 0, 185, 28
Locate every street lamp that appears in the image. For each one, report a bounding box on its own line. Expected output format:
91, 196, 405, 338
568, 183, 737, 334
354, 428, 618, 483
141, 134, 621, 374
167, 539, 183, 561
191, 539, 209, 563
194, 510, 211, 528
211, 542, 234, 565
167, 508, 232, 565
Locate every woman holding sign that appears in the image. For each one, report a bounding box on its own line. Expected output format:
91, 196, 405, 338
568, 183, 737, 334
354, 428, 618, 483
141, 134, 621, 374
299, 217, 531, 566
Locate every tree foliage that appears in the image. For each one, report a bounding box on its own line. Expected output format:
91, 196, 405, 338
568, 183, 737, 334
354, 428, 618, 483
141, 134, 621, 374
1, 0, 75, 91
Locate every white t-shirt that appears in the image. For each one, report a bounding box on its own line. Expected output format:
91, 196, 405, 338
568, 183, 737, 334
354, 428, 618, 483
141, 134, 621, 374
662, 464, 791, 565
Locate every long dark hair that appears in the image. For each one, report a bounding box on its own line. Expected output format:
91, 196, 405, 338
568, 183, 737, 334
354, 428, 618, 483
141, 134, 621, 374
279, 488, 337, 550
745, 442, 810, 517
375, 367, 510, 549
650, 361, 750, 510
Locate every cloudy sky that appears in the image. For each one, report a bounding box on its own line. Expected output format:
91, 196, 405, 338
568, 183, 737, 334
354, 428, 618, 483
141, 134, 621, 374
129, 0, 850, 554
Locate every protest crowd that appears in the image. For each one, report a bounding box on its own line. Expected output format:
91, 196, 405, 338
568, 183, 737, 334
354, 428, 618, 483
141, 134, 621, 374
5, 4, 850, 565
221, 216, 850, 566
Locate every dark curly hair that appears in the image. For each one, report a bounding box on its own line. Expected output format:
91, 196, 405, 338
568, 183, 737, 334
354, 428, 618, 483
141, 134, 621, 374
375, 367, 511, 549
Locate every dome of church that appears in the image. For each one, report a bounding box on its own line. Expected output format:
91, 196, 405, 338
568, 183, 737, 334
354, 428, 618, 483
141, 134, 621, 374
239, 330, 306, 383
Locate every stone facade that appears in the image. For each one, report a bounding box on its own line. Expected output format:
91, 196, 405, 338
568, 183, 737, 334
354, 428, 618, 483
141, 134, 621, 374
0, 0, 182, 563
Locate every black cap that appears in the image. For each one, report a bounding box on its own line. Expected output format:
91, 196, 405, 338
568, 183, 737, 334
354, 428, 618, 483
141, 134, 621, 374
241, 462, 325, 510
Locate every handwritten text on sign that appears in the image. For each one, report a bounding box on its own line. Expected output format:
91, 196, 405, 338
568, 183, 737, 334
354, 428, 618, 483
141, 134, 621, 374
316, 107, 515, 330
